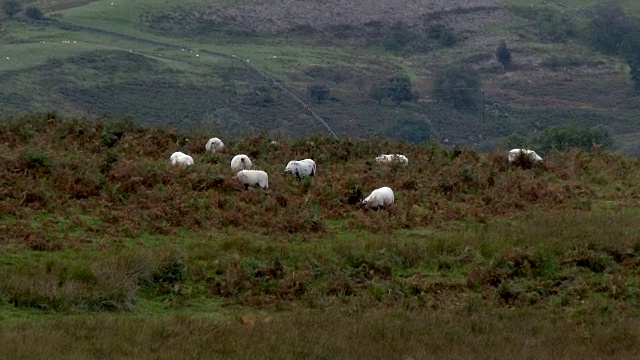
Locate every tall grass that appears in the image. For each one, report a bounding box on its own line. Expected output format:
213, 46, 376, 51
2, 114, 640, 356
1, 307, 639, 359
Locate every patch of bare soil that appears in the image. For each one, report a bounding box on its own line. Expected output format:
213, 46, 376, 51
201, 0, 507, 33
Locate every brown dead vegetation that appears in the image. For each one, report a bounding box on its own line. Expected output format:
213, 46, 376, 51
0, 114, 638, 250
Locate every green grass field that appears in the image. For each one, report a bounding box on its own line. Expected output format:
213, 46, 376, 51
1, 114, 640, 358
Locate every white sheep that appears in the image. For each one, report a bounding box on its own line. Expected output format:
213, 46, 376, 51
231, 154, 253, 172
508, 149, 543, 163
361, 186, 394, 210
205, 137, 224, 152
375, 154, 409, 165
170, 152, 194, 166
284, 159, 316, 179
170, 151, 185, 162
233, 170, 269, 190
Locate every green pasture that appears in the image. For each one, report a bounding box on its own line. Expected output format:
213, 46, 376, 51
42, 0, 406, 79
0, 21, 230, 73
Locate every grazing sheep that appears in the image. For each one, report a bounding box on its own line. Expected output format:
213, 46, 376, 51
375, 154, 409, 165
508, 149, 543, 164
284, 159, 316, 179
231, 154, 253, 172
233, 170, 269, 190
170, 151, 185, 163
205, 137, 225, 152
170, 152, 194, 166
361, 186, 394, 210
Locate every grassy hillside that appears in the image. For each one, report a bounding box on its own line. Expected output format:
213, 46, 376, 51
2, 114, 640, 357
2, 0, 640, 153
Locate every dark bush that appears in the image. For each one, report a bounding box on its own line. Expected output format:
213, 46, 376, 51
533, 123, 614, 154
369, 75, 416, 105
152, 252, 187, 284
308, 84, 331, 103
619, 30, 640, 91
244, 85, 275, 107
387, 75, 416, 104
495, 41, 512, 67
426, 24, 458, 47
382, 21, 417, 51
433, 65, 482, 110
385, 118, 433, 144
369, 83, 388, 104
25, 6, 44, 20
586, 3, 636, 55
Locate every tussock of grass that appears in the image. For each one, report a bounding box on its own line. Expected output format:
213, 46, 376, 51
0, 247, 188, 312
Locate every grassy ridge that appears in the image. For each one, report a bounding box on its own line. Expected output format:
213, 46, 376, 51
2, 114, 640, 356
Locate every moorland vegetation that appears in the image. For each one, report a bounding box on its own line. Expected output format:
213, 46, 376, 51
1, 113, 640, 358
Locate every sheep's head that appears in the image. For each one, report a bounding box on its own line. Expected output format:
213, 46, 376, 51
283, 161, 296, 174
531, 152, 543, 162
360, 198, 369, 209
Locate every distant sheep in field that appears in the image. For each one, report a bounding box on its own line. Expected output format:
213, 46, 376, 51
360, 186, 394, 210
205, 137, 224, 152
170, 151, 194, 166
233, 170, 269, 190
284, 159, 316, 179
375, 154, 409, 165
231, 154, 253, 172
508, 149, 543, 164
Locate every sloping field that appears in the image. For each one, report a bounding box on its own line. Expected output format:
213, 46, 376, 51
2, 0, 640, 152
